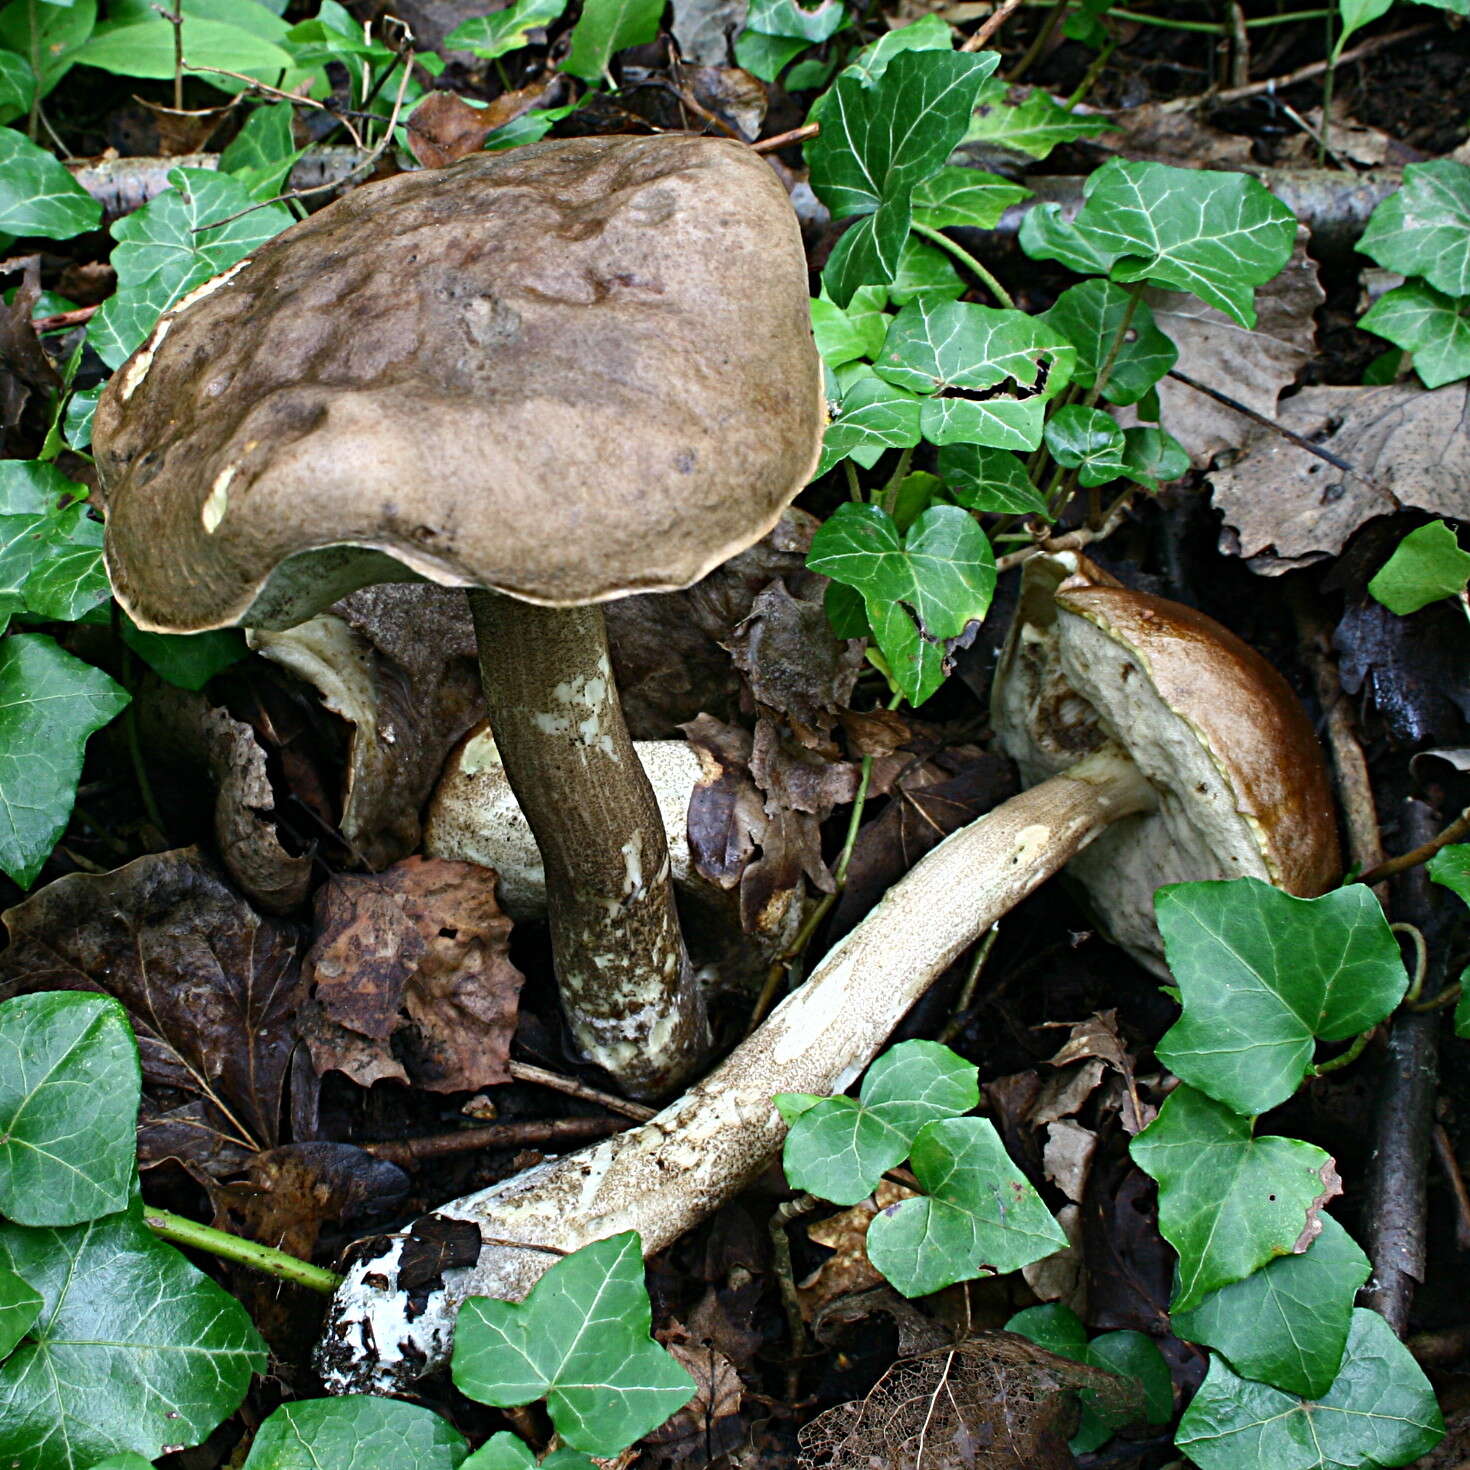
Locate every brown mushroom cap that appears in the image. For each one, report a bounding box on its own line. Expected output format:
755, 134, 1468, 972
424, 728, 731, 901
95, 134, 825, 633
993, 554, 1340, 973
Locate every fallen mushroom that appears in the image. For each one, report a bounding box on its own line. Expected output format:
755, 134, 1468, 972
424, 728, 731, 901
91, 134, 825, 1098
316, 554, 1340, 1392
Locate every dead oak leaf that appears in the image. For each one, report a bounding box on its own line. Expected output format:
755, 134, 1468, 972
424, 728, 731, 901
0, 847, 306, 1152
300, 856, 523, 1092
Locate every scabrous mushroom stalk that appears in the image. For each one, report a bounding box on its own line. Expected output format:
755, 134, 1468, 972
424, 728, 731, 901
316, 743, 1157, 1393
467, 594, 705, 1096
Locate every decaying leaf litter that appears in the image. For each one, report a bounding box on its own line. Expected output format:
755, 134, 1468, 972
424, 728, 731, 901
0, 0, 1469, 1464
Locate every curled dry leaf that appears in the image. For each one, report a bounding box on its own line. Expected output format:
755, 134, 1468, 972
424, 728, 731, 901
1118, 234, 1324, 468
1046, 1010, 1146, 1133
252, 584, 483, 871
798, 1180, 919, 1317
0, 847, 306, 1155
1097, 102, 1257, 169
1211, 382, 1470, 572
1043, 1119, 1098, 1205
680, 64, 767, 141
797, 1334, 1139, 1470
136, 685, 312, 914
645, 1326, 746, 1464
1021, 1202, 1085, 1312
299, 856, 523, 1092
670, 0, 748, 65
407, 91, 496, 168
1030, 1059, 1107, 1127
1, 262, 62, 456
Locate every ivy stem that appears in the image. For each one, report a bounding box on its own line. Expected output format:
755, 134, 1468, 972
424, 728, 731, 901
1085, 282, 1145, 409
938, 924, 1000, 1044
1008, 0, 1068, 82
1109, 5, 1333, 28
144, 1208, 343, 1294
1357, 805, 1470, 888
1395, 922, 1430, 1005
880, 444, 915, 513
1408, 982, 1461, 1014
910, 222, 1016, 310
845, 460, 864, 502
1311, 1026, 1377, 1077
1064, 36, 1117, 109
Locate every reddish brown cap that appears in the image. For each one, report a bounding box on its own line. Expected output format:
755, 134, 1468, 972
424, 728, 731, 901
94, 134, 825, 632
993, 553, 1340, 973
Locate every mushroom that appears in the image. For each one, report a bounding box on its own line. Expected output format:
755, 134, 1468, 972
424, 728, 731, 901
316, 553, 1340, 1392
91, 134, 825, 1097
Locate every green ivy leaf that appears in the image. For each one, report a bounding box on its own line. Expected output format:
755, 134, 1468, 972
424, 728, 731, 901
0, 51, 33, 123
866, 1116, 1067, 1297
562, 0, 663, 82
0, 992, 140, 1227
241, 1397, 469, 1469
1121, 424, 1188, 487
778, 1040, 979, 1205
447, 0, 570, 59
816, 371, 923, 476
0, 634, 129, 889
218, 101, 302, 200
1368, 519, 1470, 615
1043, 404, 1129, 486
1021, 160, 1297, 328
1359, 159, 1470, 301
937, 443, 1049, 517
1360, 282, 1470, 390
805, 49, 995, 303
74, 1456, 155, 1470
962, 78, 1116, 160
0, 0, 95, 119
0, 1205, 266, 1470
76, 14, 294, 82
90, 168, 293, 369
1428, 843, 1470, 907
0, 465, 108, 634
0, 128, 101, 240
1005, 1304, 1171, 1452
1154, 879, 1408, 1116
1129, 1085, 1338, 1313
1335, 0, 1393, 51
811, 288, 889, 369
462, 1434, 597, 1470
806, 502, 995, 704
119, 614, 248, 692
912, 166, 1030, 231
888, 237, 964, 306
62, 387, 99, 452
1171, 1214, 1370, 1399
1041, 279, 1176, 405
0, 1265, 41, 1360
1176, 1309, 1443, 1470
453, 1232, 695, 1456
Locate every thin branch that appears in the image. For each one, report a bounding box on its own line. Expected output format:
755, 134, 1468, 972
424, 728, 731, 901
962, 0, 1027, 52
752, 121, 820, 153
1359, 806, 1470, 888
508, 1059, 656, 1123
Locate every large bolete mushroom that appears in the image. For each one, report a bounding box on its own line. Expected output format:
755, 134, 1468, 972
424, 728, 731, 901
317, 554, 1341, 1391
93, 134, 825, 1097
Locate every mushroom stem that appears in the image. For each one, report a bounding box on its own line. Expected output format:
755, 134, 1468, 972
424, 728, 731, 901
466, 591, 708, 1098
315, 743, 1156, 1394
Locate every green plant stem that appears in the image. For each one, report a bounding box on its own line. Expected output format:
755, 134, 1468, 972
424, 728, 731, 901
1085, 282, 1145, 409
910, 222, 1015, 310
25, 0, 40, 140
845, 460, 864, 502
880, 444, 915, 512
144, 1208, 343, 1294
1109, 5, 1332, 29
939, 924, 999, 1045
1395, 922, 1429, 1005
1008, 0, 1068, 82
1408, 982, 1461, 1014
1311, 1027, 1376, 1076
1065, 37, 1117, 109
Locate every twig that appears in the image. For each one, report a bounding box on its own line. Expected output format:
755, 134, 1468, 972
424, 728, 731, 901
769, 1194, 821, 1402
993, 491, 1134, 572
508, 1059, 656, 1123
363, 1116, 627, 1167
1433, 1124, 1470, 1251
1361, 797, 1446, 1337
752, 122, 820, 153
33, 304, 98, 333
1008, 0, 1068, 81
1358, 806, 1470, 889
938, 925, 999, 1044
962, 0, 1027, 52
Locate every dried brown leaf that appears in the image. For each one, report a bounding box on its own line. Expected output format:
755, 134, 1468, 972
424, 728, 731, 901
300, 856, 522, 1091
407, 91, 495, 167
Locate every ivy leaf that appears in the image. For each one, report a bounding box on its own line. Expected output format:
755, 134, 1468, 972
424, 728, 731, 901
778, 1040, 979, 1206
1022, 160, 1297, 328
1359, 282, 1470, 390
734, 0, 845, 79
937, 443, 1049, 517
72, 1457, 154, 1470
912, 166, 1030, 231
1043, 405, 1129, 486
806, 502, 995, 704
1171, 1214, 1370, 1399
0, 992, 140, 1228
1428, 843, 1470, 908
89, 168, 293, 369
447, 0, 569, 58
888, 237, 964, 307
1154, 879, 1409, 1116
866, 1116, 1067, 1297
0, 634, 130, 889
811, 290, 889, 369
218, 100, 302, 200
1005, 1304, 1172, 1452
0, 128, 101, 240
1358, 159, 1470, 301
1368, 519, 1470, 615
563, 0, 663, 82
0, 1206, 266, 1470
805, 49, 996, 303
0, 0, 95, 119
1041, 279, 1177, 405
1176, 1309, 1444, 1470
0, 1266, 41, 1360
1121, 424, 1188, 487
453, 1232, 695, 1456
1129, 1085, 1339, 1313
463, 1434, 597, 1470
962, 78, 1116, 160
873, 299, 1074, 450
0, 52, 31, 122
76, 14, 295, 83
119, 613, 248, 691
241, 1397, 469, 1469
816, 371, 923, 476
